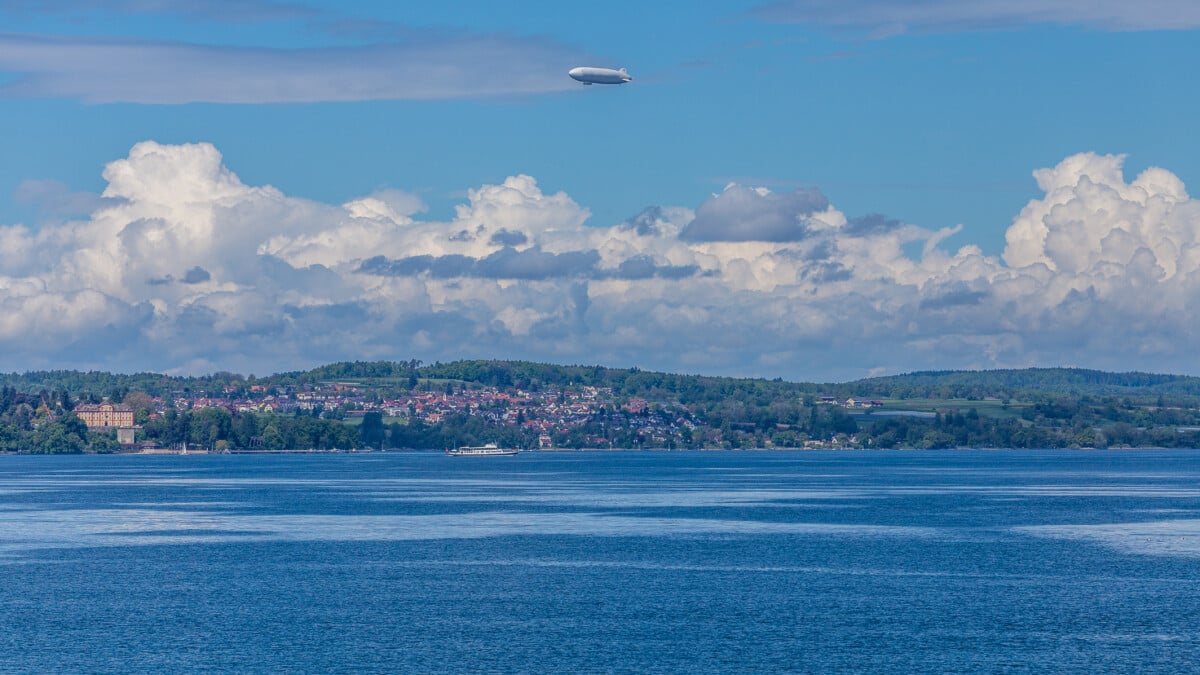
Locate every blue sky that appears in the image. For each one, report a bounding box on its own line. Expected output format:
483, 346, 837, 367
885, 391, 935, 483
0, 1, 1198, 379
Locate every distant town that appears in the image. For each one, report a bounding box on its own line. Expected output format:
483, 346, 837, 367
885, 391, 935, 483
75, 381, 702, 452
4, 360, 1200, 453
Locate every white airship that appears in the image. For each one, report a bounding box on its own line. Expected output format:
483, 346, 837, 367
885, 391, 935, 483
568, 66, 633, 85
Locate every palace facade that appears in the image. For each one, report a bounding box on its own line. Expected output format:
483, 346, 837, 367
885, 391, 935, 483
75, 403, 135, 429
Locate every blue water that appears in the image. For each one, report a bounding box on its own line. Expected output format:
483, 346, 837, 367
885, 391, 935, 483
1, 450, 1199, 672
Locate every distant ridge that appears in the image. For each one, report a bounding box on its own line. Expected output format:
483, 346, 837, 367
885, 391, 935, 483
5, 360, 1200, 452
1, 361, 1199, 403
847, 368, 1200, 399
857, 367, 1192, 387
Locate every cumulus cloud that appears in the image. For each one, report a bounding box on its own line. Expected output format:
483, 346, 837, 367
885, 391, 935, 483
842, 213, 904, 238
0, 32, 588, 103
14, 179, 122, 218
359, 248, 603, 281
489, 230, 529, 247
751, 0, 1200, 34
358, 249, 701, 282
3, 141, 1200, 380
181, 266, 211, 284
680, 185, 829, 242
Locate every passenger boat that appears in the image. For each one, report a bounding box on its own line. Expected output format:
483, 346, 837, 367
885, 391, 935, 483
445, 443, 519, 457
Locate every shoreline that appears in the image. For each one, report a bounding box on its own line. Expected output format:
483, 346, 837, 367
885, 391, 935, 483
0, 446, 1192, 456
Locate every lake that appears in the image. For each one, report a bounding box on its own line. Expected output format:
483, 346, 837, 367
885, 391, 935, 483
0, 450, 1198, 672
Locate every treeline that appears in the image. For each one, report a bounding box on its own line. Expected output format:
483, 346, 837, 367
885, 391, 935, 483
134, 398, 1200, 452
4, 361, 1200, 453
846, 368, 1200, 402
857, 405, 1200, 450
0, 370, 257, 401
0, 385, 101, 454
146, 408, 540, 453
4, 360, 1200, 408
143, 408, 362, 452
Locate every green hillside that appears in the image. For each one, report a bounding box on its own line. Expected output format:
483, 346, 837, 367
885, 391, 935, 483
3, 361, 1200, 405
3, 360, 1200, 453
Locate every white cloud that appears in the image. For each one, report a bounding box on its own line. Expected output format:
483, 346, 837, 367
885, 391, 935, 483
4, 141, 1200, 380
679, 185, 828, 242
752, 0, 1200, 34
0, 32, 588, 103
13, 179, 121, 218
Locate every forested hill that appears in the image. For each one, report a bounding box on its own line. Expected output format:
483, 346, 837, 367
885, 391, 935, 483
845, 368, 1200, 401
6, 360, 1200, 453
2, 360, 1199, 405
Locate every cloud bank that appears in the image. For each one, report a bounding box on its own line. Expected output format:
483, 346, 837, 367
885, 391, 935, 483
752, 0, 1200, 34
3, 141, 1198, 380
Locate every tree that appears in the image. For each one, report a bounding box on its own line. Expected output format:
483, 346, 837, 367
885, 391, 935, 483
34, 424, 84, 454
88, 431, 121, 454
360, 412, 385, 449
124, 391, 156, 425
60, 412, 89, 439
261, 424, 285, 450
0, 423, 25, 452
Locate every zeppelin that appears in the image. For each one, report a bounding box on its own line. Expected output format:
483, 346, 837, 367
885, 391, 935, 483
568, 66, 633, 85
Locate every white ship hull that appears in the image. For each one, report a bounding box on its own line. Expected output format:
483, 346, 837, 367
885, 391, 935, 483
446, 444, 519, 456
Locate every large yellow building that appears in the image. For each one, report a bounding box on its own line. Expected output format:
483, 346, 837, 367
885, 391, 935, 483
75, 403, 135, 429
